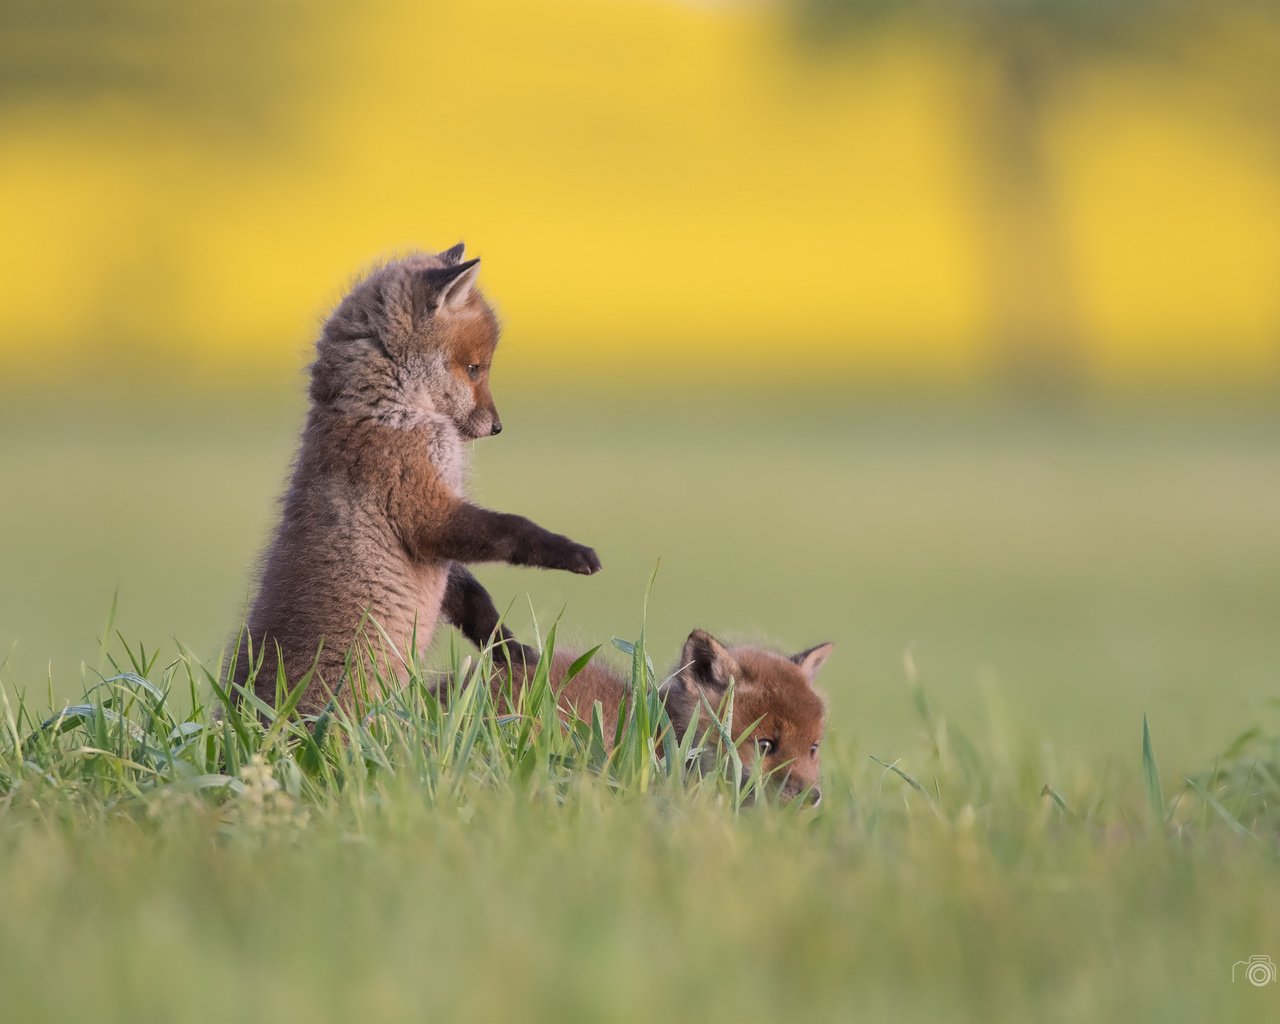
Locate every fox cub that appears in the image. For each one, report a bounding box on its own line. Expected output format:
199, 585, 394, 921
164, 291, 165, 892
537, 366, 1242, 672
233, 245, 600, 716
489, 630, 831, 804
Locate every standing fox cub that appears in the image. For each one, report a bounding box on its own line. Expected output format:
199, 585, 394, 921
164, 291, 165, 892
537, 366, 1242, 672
233, 246, 600, 715
486, 630, 831, 804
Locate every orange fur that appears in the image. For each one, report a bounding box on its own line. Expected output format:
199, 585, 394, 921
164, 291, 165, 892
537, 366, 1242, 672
491, 631, 832, 804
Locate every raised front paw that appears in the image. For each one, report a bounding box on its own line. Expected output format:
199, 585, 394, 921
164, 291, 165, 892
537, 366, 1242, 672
549, 537, 602, 575
570, 543, 602, 575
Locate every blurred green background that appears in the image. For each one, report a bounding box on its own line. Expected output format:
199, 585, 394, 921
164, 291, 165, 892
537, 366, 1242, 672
3, 0, 1279, 771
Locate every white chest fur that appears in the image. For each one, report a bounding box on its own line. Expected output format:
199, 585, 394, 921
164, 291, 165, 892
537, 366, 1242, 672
419, 413, 467, 493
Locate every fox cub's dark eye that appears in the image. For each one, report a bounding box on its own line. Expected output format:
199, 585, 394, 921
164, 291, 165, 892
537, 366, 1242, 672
810, 743, 820, 757
757, 738, 775, 756
466, 364, 481, 381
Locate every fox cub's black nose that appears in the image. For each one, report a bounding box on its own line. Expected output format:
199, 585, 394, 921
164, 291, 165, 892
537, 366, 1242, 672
490, 419, 503, 435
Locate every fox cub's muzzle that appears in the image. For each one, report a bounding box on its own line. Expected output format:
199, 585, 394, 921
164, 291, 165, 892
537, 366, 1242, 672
462, 404, 501, 439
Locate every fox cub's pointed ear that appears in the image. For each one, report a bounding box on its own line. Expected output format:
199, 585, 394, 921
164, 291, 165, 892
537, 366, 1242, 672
678, 629, 740, 693
791, 642, 833, 682
439, 242, 466, 266
412, 258, 481, 320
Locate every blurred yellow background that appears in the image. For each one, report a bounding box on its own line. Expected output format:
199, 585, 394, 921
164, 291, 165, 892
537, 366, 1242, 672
3, 0, 1279, 391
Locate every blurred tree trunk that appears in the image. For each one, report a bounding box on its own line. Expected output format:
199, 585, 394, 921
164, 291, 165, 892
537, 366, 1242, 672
789, 2, 1113, 394
973, 25, 1084, 393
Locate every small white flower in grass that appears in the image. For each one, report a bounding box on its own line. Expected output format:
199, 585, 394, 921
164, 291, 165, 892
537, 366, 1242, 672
235, 754, 308, 832
240, 754, 278, 793
240, 754, 280, 799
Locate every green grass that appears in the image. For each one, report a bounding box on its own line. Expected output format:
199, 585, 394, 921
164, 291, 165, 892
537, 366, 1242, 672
3, 393, 1280, 1021
1, 623, 1279, 1023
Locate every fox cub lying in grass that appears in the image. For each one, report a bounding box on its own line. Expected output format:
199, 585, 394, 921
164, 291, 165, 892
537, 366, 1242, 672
478, 630, 831, 805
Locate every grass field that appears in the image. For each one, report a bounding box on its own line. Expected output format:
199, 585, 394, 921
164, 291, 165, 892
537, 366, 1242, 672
2, 391, 1279, 1022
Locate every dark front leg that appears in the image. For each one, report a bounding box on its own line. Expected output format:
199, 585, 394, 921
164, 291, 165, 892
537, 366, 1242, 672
422, 502, 602, 576
441, 563, 537, 669
442, 562, 507, 647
